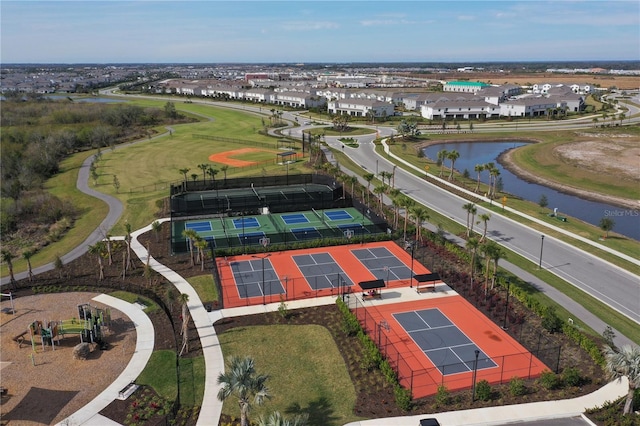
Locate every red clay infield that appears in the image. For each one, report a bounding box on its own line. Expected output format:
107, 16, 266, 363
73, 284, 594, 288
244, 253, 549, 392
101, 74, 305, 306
208, 147, 269, 167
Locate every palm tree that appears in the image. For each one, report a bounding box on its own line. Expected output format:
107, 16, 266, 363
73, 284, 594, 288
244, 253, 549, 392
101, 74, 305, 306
489, 167, 500, 197
478, 213, 491, 242
480, 241, 499, 294
373, 184, 387, 211
447, 150, 460, 181
257, 411, 308, 426
410, 205, 429, 242
490, 245, 505, 290
363, 173, 374, 205
466, 237, 480, 289
462, 203, 476, 237
179, 293, 190, 356
220, 165, 229, 184
618, 112, 626, 125
195, 238, 208, 271
217, 356, 271, 426
484, 162, 495, 196
474, 164, 484, 193
599, 217, 615, 239
1, 250, 17, 289
124, 222, 135, 272
603, 345, 640, 415
22, 249, 34, 282
207, 165, 219, 184
401, 196, 415, 241
190, 173, 198, 183
179, 167, 190, 184
345, 175, 358, 199
88, 242, 106, 281
198, 163, 208, 182
389, 189, 402, 229
437, 149, 448, 177
182, 229, 198, 266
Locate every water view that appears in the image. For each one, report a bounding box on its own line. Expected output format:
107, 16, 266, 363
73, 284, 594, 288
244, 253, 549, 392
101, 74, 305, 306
423, 141, 639, 241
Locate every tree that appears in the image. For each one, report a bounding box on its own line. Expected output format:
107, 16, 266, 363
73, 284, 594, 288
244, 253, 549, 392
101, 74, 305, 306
195, 237, 208, 271
88, 242, 106, 280
599, 217, 615, 239
410, 205, 429, 242
603, 345, 640, 415
363, 173, 374, 205
447, 150, 460, 181
152, 220, 162, 242
344, 175, 358, 199
373, 184, 387, 211
257, 411, 308, 426
112, 175, 120, 193
478, 213, 491, 243
389, 189, 402, 228
490, 244, 505, 290
207, 165, 219, 184
179, 293, 191, 356
1, 250, 17, 289
191, 173, 198, 183
22, 249, 34, 282
220, 165, 229, 183
437, 149, 448, 177
466, 237, 480, 289
179, 168, 190, 184
474, 164, 484, 193
198, 163, 209, 182
124, 222, 135, 272
54, 253, 64, 279
538, 194, 548, 210
217, 356, 271, 426
462, 203, 477, 237
401, 195, 415, 241
164, 101, 177, 119
182, 228, 198, 266
489, 167, 501, 197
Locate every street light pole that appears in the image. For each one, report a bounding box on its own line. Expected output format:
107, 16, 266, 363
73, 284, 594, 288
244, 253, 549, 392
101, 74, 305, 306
538, 235, 545, 269
252, 253, 271, 305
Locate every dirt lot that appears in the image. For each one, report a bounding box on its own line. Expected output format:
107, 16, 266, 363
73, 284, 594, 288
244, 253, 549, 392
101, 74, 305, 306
412, 71, 640, 90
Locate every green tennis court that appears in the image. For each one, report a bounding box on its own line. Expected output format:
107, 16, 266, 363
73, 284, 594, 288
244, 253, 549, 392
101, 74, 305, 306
171, 207, 382, 251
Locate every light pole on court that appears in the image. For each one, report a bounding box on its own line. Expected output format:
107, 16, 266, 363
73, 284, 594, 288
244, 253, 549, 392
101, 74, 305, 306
409, 242, 415, 288
471, 349, 480, 402
538, 235, 545, 269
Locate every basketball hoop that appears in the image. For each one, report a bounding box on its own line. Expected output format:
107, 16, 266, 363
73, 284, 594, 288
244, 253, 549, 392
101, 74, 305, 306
259, 237, 270, 248
344, 229, 354, 240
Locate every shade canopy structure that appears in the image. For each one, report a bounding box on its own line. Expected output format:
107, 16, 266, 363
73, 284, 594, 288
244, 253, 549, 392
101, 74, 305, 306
358, 279, 386, 291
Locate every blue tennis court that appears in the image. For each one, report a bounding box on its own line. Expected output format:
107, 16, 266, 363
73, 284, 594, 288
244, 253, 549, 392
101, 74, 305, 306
185, 221, 212, 232
325, 210, 353, 221
238, 231, 266, 245
292, 252, 354, 290
290, 227, 322, 241
232, 217, 260, 229
393, 308, 497, 375
351, 247, 412, 281
281, 213, 310, 225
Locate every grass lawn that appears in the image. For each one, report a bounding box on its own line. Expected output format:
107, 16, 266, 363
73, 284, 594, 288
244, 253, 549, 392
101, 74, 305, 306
186, 275, 219, 305
137, 350, 178, 400
217, 324, 362, 426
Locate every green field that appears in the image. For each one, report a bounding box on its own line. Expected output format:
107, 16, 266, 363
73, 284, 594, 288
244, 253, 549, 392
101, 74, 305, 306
217, 324, 362, 425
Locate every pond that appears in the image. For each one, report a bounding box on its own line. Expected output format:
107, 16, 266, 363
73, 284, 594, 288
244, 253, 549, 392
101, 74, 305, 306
423, 141, 639, 241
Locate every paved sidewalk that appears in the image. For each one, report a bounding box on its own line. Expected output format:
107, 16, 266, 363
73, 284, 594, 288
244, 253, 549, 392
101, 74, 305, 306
344, 377, 628, 426
130, 220, 225, 426
56, 294, 154, 426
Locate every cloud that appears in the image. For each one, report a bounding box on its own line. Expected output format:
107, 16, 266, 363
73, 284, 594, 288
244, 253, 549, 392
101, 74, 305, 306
280, 21, 339, 31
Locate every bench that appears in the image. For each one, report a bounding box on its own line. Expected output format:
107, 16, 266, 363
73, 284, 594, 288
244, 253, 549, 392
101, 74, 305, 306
13, 330, 29, 348
413, 273, 441, 294
416, 283, 437, 293
362, 292, 382, 301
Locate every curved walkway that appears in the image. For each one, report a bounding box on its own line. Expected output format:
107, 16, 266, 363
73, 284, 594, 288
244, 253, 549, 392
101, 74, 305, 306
129, 219, 224, 426
57, 293, 155, 426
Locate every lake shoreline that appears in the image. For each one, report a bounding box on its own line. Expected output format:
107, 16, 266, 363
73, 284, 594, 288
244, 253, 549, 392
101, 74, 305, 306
415, 138, 638, 211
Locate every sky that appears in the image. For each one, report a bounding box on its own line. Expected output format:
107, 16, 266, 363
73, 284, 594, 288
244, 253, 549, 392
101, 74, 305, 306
1, 1, 639, 64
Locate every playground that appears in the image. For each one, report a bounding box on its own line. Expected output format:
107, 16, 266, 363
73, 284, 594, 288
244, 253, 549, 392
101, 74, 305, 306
0, 292, 136, 424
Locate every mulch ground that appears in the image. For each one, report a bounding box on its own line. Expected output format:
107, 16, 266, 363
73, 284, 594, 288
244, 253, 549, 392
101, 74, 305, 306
1, 222, 611, 425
